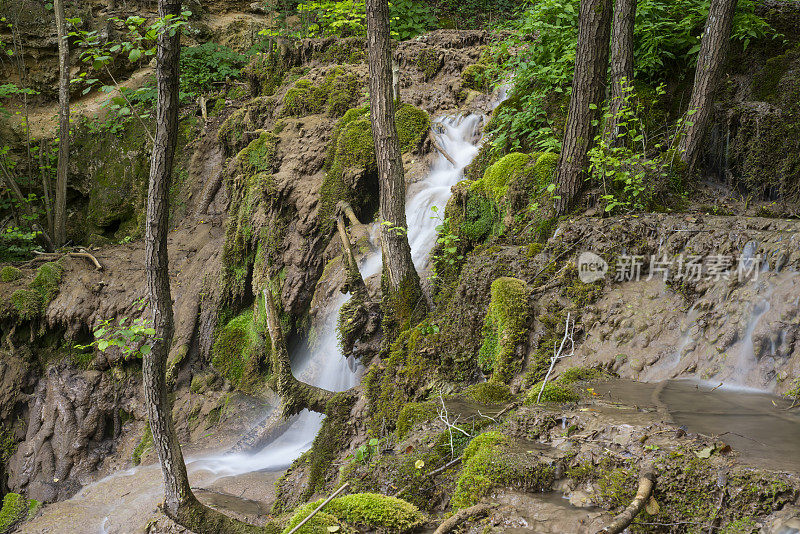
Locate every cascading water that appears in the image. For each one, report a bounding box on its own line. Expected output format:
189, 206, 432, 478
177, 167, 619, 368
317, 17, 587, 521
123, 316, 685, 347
192, 106, 496, 477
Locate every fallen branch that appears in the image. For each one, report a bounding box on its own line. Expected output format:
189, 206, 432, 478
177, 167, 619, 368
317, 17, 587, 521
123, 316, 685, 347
286, 482, 349, 534
337, 214, 367, 297
537, 312, 574, 403
433, 503, 496, 534
32, 250, 103, 270
596, 467, 657, 534
429, 131, 457, 166
393, 456, 463, 498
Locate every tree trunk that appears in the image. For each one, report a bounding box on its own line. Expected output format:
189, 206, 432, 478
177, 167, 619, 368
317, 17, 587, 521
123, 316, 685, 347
39, 140, 54, 236
679, 0, 739, 171
366, 0, 426, 334
53, 0, 69, 247
604, 0, 636, 147
554, 0, 613, 216
144, 3, 279, 533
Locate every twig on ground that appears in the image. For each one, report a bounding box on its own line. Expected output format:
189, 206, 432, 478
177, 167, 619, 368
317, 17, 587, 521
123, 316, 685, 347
537, 312, 575, 403
433, 503, 496, 534
596, 467, 657, 534
286, 482, 349, 534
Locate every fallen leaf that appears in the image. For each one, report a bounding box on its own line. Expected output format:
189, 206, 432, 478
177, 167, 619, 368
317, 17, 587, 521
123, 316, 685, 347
327, 526, 340, 532
404, 445, 414, 454
645, 496, 660, 515
695, 446, 714, 459
415, 460, 425, 469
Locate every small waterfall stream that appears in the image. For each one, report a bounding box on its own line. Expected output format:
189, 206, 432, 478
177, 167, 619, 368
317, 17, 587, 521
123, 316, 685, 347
192, 108, 493, 477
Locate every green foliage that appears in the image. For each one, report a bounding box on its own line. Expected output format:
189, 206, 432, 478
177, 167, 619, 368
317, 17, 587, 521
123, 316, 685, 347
0, 227, 42, 261
0, 266, 22, 283
430, 205, 463, 279
477, 277, 531, 383
486, 0, 774, 155
179, 43, 247, 95
389, 0, 437, 40
74, 298, 157, 360
297, 0, 367, 37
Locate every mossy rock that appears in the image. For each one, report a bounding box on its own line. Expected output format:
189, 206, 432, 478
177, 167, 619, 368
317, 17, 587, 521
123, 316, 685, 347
471, 152, 532, 202
558, 366, 608, 385
0, 266, 22, 283
416, 48, 443, 81
0, 493, 35, 534
462, 63, 490, 92
524, 381, 580, 404
477, 277, 532, 383
463, 382, 513, 405
281, 69, 362, 118
396, 401, 438, 439
29, 261, 63, 303
452, 431, 555, 509
10, 289, 41, 321
211, 308, 269, 392
286, 493, 425, 534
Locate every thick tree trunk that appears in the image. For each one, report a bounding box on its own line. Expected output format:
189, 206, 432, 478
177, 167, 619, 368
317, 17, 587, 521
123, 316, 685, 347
604, 0, 636, 147
679, 0, 739, 171
366, 0, 426, 333
554, 0, 613, 215
53, 0, 69, 247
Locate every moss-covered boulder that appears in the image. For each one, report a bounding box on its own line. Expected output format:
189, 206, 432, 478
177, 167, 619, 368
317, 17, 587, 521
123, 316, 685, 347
478, 277, 532, 383
524, 381, 580, 404
281, 68, 361, 118
0, 266, 22, 283
452, 431, 555, 509
463, 381, 513, 405
284, 493, 425, 534
396, 401, 438, 439
8, 261, 63, 320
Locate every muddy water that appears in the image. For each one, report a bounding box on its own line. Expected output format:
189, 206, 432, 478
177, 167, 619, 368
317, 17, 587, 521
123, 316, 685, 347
592, 379, 800, 473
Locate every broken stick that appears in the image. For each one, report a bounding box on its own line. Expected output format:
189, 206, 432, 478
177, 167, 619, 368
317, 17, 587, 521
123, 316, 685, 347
596, 467, 657, 534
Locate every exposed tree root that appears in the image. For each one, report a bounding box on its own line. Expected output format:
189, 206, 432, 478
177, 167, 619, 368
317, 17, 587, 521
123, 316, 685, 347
433, 503, 496, 534
263, 288, 335, 417
596, 467, 657, 534
32, 250, 104, 270
337, 213, 368, 297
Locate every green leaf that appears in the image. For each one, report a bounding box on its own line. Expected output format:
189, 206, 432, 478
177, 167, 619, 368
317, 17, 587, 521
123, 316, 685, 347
695, 447, 714, 459
129, 48, 142, 62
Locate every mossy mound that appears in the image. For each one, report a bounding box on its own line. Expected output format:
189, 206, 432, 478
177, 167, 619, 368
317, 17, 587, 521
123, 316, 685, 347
281, 68, 361, 118
211, 307, 270, 392
0, 266, 22, 283
396, 401, 438, 439
524, 381, 581, 404
462, 382, 513, 405
471, 152, 532, 202
452, 431, 555, 509
477, 277, 532, 383
0, 493, 37, 534
320, 103, 430, 235
9, 261, 63, 320
416, 48, 443, 80
285, 493, 424, 534
558, 366, 609, 384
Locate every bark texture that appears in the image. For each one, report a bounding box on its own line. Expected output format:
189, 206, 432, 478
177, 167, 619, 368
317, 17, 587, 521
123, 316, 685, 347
53, 0, 69, 247
144, 0, 194, 518
604, 0, 636, 147
366, 0, 426, 332
555, 0, 613, 215
679, 0, 739, 171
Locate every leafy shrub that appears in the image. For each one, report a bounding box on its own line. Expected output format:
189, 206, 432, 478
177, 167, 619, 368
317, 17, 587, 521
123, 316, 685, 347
0, 227, 42, 261
298, 0, 367, 37
390, 0, 438, 40
179, 43, 248, 95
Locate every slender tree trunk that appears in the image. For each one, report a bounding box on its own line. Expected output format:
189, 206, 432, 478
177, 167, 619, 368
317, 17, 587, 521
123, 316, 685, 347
143, 3, 277, 533
604, 0, 636, 147
144, 0, 194, 518
366, 0, 426, 333
39, 140, 54, 236
679, 0, 738, 171
53, 0, 69, 247
554, 0, 613, 216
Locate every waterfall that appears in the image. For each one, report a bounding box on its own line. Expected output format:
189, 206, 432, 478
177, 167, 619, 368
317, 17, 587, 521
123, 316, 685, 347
193, 106, 495, 477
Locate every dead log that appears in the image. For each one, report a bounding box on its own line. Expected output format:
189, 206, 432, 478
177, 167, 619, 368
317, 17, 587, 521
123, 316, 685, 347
433, 503, 495, 534
596, 467, 657, 534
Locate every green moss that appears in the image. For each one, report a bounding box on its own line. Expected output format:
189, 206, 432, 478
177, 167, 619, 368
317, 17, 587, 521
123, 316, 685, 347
282, 69, 361, 118
0, 493, 30, 533
10, 289, 41, 321
281, 508, 346, 534
462, 63, 490, 92
471, 153, 532, 202
396, 401, 438, 439
416, 48, 442, 80
452, 431, 554, 509
477, 277, 531, 383
132, 423, 153, 466
30, 261, 63, 303
211, 308, 269, 392
395, 103, 430, 152
524, 381, 580, 404
306, 392, 357, 496
463, 382, 512, 405
0, 266, 22, 283
285, 494, 423, 534
558, 366, 607, 384
243, 51, 287, 96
